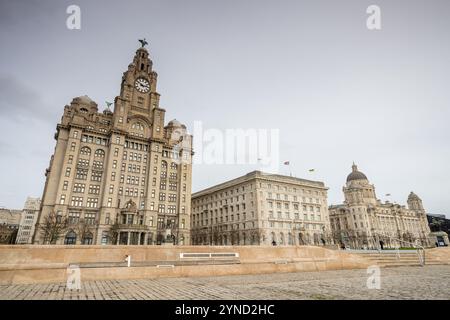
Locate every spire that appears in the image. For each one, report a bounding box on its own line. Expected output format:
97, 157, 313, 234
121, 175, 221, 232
352, 162, 357, 172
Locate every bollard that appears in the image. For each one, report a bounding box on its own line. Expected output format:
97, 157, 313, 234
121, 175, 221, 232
125, 255, 131, 267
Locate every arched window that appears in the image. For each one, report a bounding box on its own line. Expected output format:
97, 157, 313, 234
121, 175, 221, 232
170, 162, 178, 170
271, 232, 276, 244
64, 231, 77, 245
279, 232, 284, 245
95, 149, 105, 158
80, 147, 91, 156
161, 160, 168, 170
80, 108, 88, 113
288, 233, 294, 245
82, 232, 93, 245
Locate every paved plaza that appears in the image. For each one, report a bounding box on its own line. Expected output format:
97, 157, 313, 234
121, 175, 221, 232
1, 265, 449, 300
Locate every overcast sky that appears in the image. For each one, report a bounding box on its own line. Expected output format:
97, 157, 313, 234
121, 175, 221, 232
0, 0, 449, 218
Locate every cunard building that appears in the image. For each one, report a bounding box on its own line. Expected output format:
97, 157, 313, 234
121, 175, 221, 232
191, 171, 331, 246
33, 41, 193, 245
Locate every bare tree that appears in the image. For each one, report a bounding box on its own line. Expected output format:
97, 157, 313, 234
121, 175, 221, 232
39, 211, 68, 244
108, 221, 120, 245
77, 219, 94, 244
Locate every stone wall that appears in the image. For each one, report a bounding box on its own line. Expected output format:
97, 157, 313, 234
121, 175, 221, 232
0, 245, 373, 285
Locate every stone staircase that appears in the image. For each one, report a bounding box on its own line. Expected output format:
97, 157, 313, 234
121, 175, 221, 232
350, 250, 444, 267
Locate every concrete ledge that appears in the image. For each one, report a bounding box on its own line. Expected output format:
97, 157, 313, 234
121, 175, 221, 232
0, 245, 373, 285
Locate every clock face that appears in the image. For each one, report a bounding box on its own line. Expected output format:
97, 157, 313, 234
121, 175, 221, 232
134, 78, 150, 93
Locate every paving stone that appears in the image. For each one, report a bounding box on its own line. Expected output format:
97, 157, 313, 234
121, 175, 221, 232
0, 265, 449, 300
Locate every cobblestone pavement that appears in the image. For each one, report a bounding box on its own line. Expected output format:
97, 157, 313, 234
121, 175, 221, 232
1, 265, 449, 300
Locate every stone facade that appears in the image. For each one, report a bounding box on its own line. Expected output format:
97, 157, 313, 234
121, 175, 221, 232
0, 209, 21, 244
191, 171, 331, 246
329, 163, 432, 248
33, 44, 193, 245
16, 197, 41, 244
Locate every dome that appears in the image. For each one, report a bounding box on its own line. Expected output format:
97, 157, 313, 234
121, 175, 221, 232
168, 119, 182, 127
408, 192, 421, 201
76, 95, 94, 104
346, 163, 368, 182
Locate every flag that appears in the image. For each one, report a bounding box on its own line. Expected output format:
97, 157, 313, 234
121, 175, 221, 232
308, 169, 315, 172
385, 194, 391, 196
284, 161, 290, 165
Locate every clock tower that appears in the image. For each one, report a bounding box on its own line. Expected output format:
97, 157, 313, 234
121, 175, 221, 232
113, 44, 165, 140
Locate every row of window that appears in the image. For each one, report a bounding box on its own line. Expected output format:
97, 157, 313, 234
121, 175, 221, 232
81, 135, 109, 146
268, 211, 322, 221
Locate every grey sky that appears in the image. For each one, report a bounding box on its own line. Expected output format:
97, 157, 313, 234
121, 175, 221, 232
0, 0, 449, 218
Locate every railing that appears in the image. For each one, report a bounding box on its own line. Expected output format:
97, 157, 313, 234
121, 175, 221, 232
386, 237, 425, 266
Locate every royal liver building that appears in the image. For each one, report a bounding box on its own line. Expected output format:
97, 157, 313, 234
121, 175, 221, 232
33, 42, 193, 245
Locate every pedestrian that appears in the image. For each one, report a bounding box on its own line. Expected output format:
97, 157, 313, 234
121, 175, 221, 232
379, 240, 384, 250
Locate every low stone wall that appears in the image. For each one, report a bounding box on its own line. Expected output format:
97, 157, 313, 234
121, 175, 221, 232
426, 247, 450, 263
0, 245, 371, 285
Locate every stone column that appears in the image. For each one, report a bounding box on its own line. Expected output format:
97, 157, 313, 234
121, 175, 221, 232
127, 231, 130, 245
138, 232, 141, 245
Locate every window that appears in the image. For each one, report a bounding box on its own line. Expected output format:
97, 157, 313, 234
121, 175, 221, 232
77, 159, 89, 167
80, 147, 91, 156
88, 185, 100, 194
85, 212, 96, 225
68, 212, 80, 224
91, 171, 102, 182
63, 181, 68, 191
64, 231, 77, 245
70, 142, 76, 151
86, 198, 98, 208
76, 169, 88, 180
71, 197, 83, 207
93, 160, 103, 169
95, 149, 105, 158
65, 167, 71, 177
73, 183, 85, 193
107, 198, 112, 207
60, 194, 66, 205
